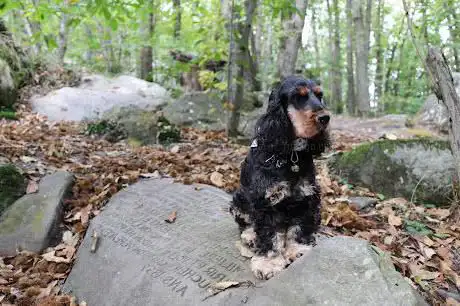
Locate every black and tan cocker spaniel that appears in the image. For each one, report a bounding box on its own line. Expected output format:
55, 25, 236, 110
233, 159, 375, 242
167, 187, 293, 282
230, 75, 331, 280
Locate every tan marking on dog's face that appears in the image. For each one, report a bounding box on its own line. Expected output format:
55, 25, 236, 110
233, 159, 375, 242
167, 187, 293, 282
251, 254, 289, 280
287, 106, 319, 138
265, 181, 290, 205
287, 105, 330, 138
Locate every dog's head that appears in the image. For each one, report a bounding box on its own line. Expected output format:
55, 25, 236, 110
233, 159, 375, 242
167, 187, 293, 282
257, 75, 331, 155
269, 76, 330, 139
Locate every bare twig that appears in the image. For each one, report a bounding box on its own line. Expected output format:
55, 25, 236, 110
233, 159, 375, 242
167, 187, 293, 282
90, 231, 99, 253
410, 174, 426, 204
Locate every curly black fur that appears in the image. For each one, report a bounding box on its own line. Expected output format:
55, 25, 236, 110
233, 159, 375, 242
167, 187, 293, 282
230, 75, 331, 257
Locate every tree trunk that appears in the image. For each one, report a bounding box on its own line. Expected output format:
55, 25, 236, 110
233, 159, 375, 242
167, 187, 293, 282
139, 0, 155, 80
326, 0, 342, 113
311, 4, 321, 72
352, 0, 372, 116
173, 0, 181, 39
383, 18, 405, 97
84, 25, 94, 63
446, 6, 460, 71
276, 0, 308, 80
227, 0, 257, 137
248, 31, 261, 92
374, 0, 384, 107
97, 21, 117, 73
57, 0, 69, 65
345, 0, 355, 115
18, 3, 42, 56
425, 47, 460, 215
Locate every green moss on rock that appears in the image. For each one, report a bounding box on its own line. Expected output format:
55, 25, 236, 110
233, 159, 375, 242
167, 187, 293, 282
330, 139, 454, 205
0, 164, 26, 215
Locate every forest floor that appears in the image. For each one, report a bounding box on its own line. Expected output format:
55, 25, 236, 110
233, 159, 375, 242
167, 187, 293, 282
0, 69, 458, 306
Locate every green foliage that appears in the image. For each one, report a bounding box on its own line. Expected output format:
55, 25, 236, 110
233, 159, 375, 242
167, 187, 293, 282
157, 116, 181, 144
404, 219, 433, 236
0, 164, 26, 215
85, 119, 118, 136
1, 0, 457, 118
0, 110, 17, 120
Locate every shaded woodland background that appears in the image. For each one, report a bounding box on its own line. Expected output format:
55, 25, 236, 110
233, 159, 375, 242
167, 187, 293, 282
2, 0, 459, 135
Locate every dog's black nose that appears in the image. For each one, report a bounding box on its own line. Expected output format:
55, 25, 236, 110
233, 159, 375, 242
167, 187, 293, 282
318, 114, 330, 126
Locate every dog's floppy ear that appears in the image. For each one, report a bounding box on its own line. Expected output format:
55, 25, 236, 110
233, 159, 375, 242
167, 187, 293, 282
266, 82, 283, 113
254, 82, 293, 151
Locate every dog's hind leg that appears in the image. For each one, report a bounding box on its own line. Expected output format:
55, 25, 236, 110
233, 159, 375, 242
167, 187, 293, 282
229, 190, 251, 233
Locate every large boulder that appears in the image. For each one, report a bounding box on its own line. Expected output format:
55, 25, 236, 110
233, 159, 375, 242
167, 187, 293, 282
162, 91, 268, 134
31, 74, 170, 122
162, 91, 227, 130
0, 21, 29, 108
96, 106, 180, 145
63, 178, 427, 306
0, 59, 16, 108
330, 139, 455, 205
415, 72, 460, 133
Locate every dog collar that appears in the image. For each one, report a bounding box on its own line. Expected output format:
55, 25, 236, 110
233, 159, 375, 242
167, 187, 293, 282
250, 138, 307, 152
251, 138, 302, 172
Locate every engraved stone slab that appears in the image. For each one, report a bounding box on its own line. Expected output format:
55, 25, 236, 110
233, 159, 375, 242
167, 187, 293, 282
63, 179, 427, 306
63, 178, 255, 305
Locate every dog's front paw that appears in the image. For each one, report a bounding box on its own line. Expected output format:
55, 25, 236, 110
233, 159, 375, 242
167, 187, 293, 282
235, 240, 255, 258
251, 253, 289, 280
240, 227, 256, 248
283, 242, 312, 263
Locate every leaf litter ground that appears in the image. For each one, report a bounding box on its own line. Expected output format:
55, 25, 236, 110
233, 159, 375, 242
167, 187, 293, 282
0, 110, 459, 306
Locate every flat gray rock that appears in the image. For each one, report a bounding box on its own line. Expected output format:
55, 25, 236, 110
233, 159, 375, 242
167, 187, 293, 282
349, 196, 378, 211
63, 179, 426, 306
224, 237, 427, 306
0, 171, 74, 256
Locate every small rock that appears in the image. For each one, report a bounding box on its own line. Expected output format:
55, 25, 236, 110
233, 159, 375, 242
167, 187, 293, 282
170, 145, 180, 154
349, 197, 378, 211
0, 171, 74, 256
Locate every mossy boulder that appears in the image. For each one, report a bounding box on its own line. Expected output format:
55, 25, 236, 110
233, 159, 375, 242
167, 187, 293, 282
97, 105, 180, 145
162, 91, 227, 130
329, 138, 456, 205
0, 21, 30, 108
0, 164, 27, 216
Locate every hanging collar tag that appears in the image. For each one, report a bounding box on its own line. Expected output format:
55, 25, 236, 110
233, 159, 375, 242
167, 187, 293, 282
293, 138, 307, 151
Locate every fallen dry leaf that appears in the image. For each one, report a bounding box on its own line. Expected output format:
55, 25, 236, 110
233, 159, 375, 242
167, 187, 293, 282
42, 251, 71, 263
165, 211, 177, 224
388, 213, 403, 227
210, 171, 225, 187
446, 297, 460, 306
26, 180, 39, 194
427, 208, 451, 220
